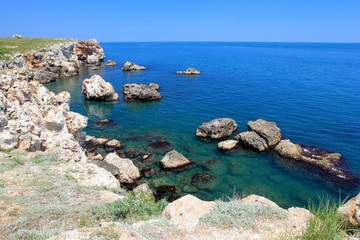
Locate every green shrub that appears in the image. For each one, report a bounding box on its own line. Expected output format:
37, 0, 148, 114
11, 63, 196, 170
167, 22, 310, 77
11, 157, 25, 166
200, 200, 288, 229
300, 198, 359, 240
92, 194, 168, 223
0, 180, 5, 188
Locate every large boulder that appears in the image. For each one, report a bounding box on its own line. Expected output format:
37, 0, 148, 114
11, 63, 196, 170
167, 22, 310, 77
176, 67, 200, 75
123, 83, 161, 101
104, 153, 140, 184
274, 139, 352, 180
339, 192, 360, 227
105, 60, 116, 66
121, 61, 146, 71
247, 119, 281, 147
133, 183, 154, 199
196, 118, 238, 139
162, 194, 215, 230
236, 131, 268, 152
160, 150, 192, 169
82, 75, 118, 101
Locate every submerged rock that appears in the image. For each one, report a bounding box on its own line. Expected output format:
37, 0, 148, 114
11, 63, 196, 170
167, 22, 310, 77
123, 83, 161, 101
148, 140, 173, 152
105, 60, 116, 66
160, 150, 191, 169
196, 118, 238, 139
89, 119, 116, 128
155, 185, 179, 202
274, 139, 352, 180
191, 172, 219, 190
121, 61, 146, 71
82, 75, 118, 101
248, 119, 281, 147
236, 131, 268, 152
176, 67, 201, 75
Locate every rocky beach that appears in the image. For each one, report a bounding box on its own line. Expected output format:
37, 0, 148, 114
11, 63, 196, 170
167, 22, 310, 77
0, 39, 359, 239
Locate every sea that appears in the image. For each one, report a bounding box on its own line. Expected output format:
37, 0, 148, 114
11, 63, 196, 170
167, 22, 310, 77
47, 42, 360, 208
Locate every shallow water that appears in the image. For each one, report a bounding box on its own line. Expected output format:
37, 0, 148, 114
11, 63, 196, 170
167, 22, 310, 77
47, 42, 360, 207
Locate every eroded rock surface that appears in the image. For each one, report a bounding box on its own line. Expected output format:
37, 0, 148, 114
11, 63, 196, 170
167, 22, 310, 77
160, 150, 191, 169
176, 67, 200, 75
121, 61, 146, 71
123, 83, 161, 101
236, 131, 268, 152
248, 119, 281, 147
339, 192, 360, 227
82, 75, 118, 101
104, 153, 140, 184
196, 118, 238, 139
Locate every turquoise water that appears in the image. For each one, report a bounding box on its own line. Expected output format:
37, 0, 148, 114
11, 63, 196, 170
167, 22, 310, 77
47, 42, 360, 207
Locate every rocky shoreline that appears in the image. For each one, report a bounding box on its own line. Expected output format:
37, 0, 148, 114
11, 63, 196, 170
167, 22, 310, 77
1, 39, 359, 239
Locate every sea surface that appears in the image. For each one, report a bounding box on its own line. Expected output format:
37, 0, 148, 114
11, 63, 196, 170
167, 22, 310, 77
47, 42, 360, 207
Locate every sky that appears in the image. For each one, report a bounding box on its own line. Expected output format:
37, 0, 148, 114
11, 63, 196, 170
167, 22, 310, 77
1, 0, 360, 42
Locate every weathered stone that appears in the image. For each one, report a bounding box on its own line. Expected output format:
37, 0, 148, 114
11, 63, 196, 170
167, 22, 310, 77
133, 183, 154, 199
0, 130, 17, 150
176, 67, 201, 75
149, 82, 160, 90
196, 118, 238, 139
74, 39, 105, 64
163, 194, 215, 230
123, 83, 161, 101
274, 139, 301, 160
103, 153, 140, 184
43, 107, 66, 132
105, 139, 121, 148
82, 75, 118, 101
160, 150, 191, 169
121, 61, 146, 71
236, 131, 268, 152
339, 192, 360, 227
248, 119, 281, 147
217, 140, 238, 151
65, 111, 88, 134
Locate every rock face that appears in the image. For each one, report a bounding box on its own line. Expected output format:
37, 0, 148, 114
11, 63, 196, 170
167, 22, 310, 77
0, 39, 105, 83
123, 83, 161, 102
105, 60, 116, 66
160, 150, 191, 169
274, 139, 351, 179
217, 140, 238, 151
133, 183, 154, 199
103, 153, 140, 184
236, 131, 268, 152
163, 194, 215, 230
82, 75, 119, 101
248, 119, 281, 147
74, 39, 105, 64
121, 61, 146, 71
176, 67, 200, 75
0, 74, 87, 162
339, 192, 360, 226
196, 118, 238, 139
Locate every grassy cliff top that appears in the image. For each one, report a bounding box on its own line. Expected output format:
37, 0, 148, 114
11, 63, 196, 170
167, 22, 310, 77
0, 37, 75, 59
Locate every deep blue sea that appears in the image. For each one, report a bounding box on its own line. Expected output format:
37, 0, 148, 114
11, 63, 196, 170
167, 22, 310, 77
47, 42, 360, 207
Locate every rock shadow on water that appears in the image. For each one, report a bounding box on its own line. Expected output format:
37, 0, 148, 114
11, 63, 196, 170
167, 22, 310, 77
155, 185, 180, 202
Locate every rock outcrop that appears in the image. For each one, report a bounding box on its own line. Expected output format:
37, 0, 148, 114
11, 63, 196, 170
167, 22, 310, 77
0, 39, 105, 83
339, 192, 360, 227
0, 74, 87, 162
103, 153, 140, 184
236, 131, 268, 152
123, 83, 161, 101
133, 183, 154, 199
196, 118, 238, 139
247, 119, 281, 147
160, 150, 192, 169
121, 61, 146, 71
274, 139, 352, 179
82, 75, 119, 101
176, 67, 200, 75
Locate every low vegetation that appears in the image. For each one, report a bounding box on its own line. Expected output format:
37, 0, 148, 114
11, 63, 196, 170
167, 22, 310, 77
0, 37, 73, 60
300, 198, 360, 240
200, 199, 288, 229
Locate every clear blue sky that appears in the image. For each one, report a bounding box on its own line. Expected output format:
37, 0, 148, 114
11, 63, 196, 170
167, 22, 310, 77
1, 0, 359, 42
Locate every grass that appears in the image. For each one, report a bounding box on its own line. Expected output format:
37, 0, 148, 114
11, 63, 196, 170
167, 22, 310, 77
200, 199, 288, 229
89, 193, 168, 224
0, 38, 74, 60
300, 198, 360, 240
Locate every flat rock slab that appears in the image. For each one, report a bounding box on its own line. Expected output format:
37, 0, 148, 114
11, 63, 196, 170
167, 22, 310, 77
217, 140, 238, 151
248, 119, 281, 147
236, 131, 268, 152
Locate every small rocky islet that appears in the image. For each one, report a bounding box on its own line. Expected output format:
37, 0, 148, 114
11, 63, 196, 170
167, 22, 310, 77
1, 38, 360, 238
